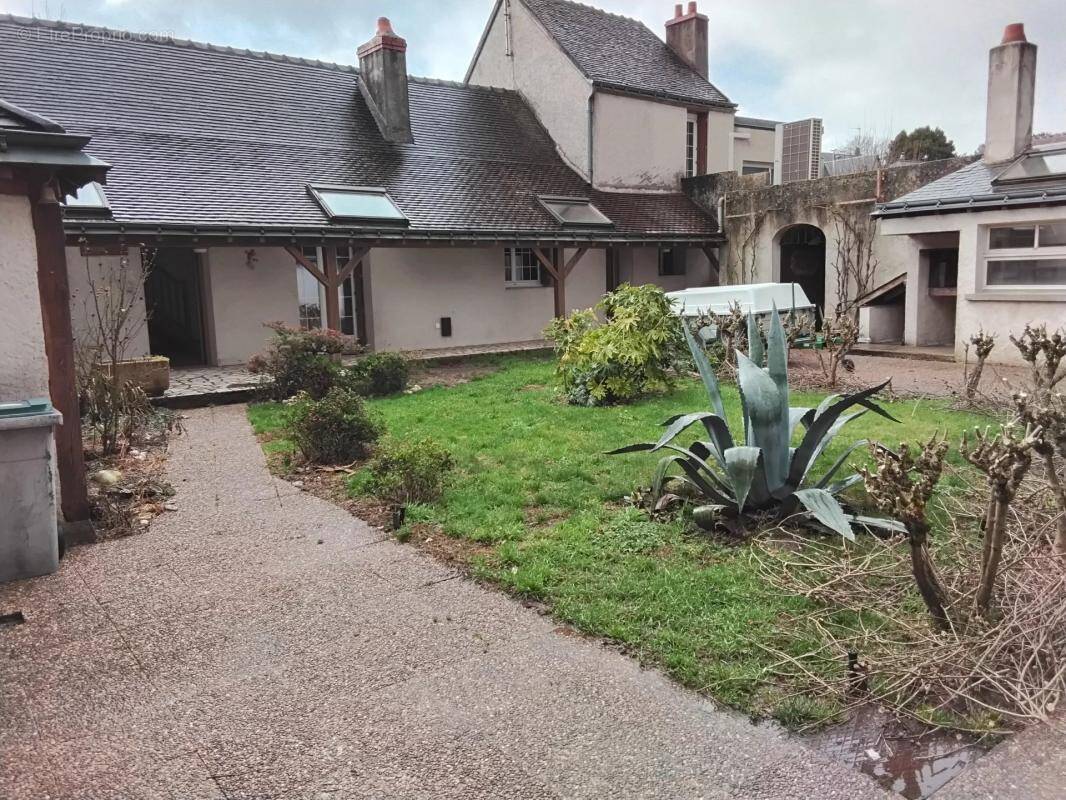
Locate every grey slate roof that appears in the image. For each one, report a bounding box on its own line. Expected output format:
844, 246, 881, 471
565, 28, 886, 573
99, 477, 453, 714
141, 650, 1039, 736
0, 15, 719, 241
522, 0, 733, 109
876, 157, 1066, 218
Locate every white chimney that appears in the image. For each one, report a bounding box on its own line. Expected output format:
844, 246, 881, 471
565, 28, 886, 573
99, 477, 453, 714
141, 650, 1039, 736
984, 23, 1036, 164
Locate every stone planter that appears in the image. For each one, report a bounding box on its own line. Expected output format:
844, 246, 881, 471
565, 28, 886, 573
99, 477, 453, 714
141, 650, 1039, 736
99, 356, 171, 396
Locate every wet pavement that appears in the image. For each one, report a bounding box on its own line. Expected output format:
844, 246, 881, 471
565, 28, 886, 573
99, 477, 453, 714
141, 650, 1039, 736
0, 404, 891, 799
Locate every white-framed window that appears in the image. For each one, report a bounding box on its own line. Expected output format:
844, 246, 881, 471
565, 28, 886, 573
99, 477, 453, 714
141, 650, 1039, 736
983, 222, 1066, 288
505, 247, 544, 287
685, 116, 697, 178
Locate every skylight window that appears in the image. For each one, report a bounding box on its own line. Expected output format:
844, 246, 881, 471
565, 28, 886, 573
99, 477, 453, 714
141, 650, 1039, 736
538, 196, 613, 227
62, 182, 109, 213
994, 149, 1066, 185
308, 185, 408, 224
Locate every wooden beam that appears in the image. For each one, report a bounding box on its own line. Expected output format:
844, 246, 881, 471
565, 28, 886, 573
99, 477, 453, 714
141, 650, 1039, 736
30, 177, 91, 526
702, 245, 721, 284
335, 246, 369, 287
530, 247, 561, 282
321, 246, 341, 332
561, 247, 588, 278
285, 245, 328, 286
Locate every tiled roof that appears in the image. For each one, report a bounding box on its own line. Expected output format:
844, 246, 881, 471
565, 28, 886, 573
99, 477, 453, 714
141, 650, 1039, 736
876, 157, 1066, 218
0, 15, 719, 241
522, 0, 733, 108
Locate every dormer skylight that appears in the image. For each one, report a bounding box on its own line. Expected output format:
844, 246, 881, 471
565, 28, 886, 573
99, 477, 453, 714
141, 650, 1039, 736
537, 195, 613, 227
62, 181, 109, 213
308, 185, 408, 225
993, 148, 1066, 186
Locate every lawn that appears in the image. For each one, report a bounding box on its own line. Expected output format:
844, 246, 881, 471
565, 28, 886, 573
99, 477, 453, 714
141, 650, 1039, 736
248, 353, 991, 725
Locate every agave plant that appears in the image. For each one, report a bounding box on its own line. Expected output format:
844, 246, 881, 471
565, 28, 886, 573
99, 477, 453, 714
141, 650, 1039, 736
610, 308, 903, 539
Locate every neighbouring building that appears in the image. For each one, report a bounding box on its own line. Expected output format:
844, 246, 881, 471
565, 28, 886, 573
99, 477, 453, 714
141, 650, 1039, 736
876, 24, 1066, 364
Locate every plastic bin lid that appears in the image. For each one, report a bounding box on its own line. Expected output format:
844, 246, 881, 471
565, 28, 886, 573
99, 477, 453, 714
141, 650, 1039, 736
0, 398, 54, 418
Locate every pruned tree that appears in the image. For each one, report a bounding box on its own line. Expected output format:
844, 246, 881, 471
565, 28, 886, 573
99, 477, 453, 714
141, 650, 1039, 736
816, 313, 859, 389
963, 330, 996, 402
826, 204, 879, 317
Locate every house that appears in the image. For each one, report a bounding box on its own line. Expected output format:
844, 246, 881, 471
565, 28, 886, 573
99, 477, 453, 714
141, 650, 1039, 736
0, 4, 738, 370
0, 99, 110, 529
875, 24, 1066, 364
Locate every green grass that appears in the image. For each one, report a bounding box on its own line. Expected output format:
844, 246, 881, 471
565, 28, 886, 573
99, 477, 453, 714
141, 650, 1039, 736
247, 354, 992, 724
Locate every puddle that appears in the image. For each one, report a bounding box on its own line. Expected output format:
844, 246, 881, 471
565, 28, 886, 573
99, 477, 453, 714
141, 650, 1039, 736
804, 705, 985, 798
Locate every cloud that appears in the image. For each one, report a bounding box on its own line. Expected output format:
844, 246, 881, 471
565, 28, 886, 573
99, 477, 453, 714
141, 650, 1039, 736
2, 0, 1063, 152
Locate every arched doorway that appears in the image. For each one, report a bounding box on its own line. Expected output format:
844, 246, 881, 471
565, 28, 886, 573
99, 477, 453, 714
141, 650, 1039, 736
779, 225, 826, 315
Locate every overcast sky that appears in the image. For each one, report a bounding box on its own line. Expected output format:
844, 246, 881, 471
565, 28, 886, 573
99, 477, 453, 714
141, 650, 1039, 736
4, 0, 1064, 152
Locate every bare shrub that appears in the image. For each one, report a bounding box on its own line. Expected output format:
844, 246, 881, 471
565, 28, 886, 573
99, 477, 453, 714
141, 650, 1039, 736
816, 313, 859, 389
963, 330, 996, 402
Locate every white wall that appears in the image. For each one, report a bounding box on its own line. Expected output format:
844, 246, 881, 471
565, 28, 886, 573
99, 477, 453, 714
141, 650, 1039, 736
367, 246, 606, 351
67, 247, 151, 363
467, 0, 592, 177
733, 125, 776, 173
592, 92, 687, 190
206, 247, 300, 366
706, 109, 736, 175
0, 194, 49, 401
615, 247, 716, 293
882, 206, 1066, 364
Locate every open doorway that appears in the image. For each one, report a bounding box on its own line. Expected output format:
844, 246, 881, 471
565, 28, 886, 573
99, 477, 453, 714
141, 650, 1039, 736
144, 248, 208, 366
779, 225, 826, 316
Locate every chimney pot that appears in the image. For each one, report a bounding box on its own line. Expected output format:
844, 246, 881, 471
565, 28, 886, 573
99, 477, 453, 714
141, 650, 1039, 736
665, 0, 709, 79
1001, 22, 1026, 44
674, 4, 682, 18
687, 2, 697, 14
376, 16, 395, 36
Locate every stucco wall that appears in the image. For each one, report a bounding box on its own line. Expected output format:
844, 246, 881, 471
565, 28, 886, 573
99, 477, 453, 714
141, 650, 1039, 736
592, 92, 688, 190
0, 194, 49, 401
467, 0, 592, 177
367, 246, 606, 351
732, 125, 775, 173
706, 109, 736, 175
67, 247, 151, 364
615, 247, 717, 293
882, 205, 1066, 365
206, 247, 300, 366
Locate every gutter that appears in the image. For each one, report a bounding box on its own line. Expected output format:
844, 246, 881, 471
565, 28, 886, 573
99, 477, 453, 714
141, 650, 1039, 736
874, 186, 1066, 218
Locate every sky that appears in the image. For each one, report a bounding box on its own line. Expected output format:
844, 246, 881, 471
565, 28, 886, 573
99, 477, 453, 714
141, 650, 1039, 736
3, 0, 1064, 153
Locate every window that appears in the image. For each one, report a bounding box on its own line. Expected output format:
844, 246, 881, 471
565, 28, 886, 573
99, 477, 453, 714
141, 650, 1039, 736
308, 185, 408, 224
296, 246, 325, 330
62, 181, 109, 213
994, 148, 1066, 185
685, 117, 697, 178
658, 247, 686, 277
537, 196, 613, 227
984, 223, 1066, 288
505, 248, 544, 287
742, 161, 773, 178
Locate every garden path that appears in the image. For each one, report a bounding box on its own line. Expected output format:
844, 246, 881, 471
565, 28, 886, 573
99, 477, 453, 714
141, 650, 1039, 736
1, 405, 892, 798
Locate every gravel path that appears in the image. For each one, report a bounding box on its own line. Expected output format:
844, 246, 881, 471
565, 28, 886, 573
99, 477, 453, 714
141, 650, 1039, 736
1, 405, 892, 799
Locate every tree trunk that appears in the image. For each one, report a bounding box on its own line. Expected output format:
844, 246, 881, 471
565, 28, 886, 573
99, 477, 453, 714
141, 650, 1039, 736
965, 360, 985, 400
908, 533, 950, 631
1043, 453, 1066, 555
975, 494, 1008, 613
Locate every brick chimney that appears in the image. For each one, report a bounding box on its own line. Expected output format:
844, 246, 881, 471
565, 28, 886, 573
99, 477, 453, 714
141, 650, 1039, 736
358, 17, 413, 143
984, 22, 1036, 164
665, 2, 708, 79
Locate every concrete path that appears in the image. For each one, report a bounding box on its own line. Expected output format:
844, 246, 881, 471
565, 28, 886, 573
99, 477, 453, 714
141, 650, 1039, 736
1, 405, 891, 799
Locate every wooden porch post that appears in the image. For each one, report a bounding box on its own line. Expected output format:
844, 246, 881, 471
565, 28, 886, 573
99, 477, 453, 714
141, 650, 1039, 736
286, 245, 369, 333
702, 245, 721, 285
321, 247, 341, 332
533, 247, 588, 318
30, 177, 91, 524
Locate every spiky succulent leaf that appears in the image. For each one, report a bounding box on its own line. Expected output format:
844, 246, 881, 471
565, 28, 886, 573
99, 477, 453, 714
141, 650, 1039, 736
814, 439, 869, 490
848, 515, 907, 535
722, 446, 762, 513
693, 504, 729, 531
682, 319, 726, 420
747, 312, 765, 367
736, 351, 788, 489
793, 487, 855, 541
789, 407, 812, 439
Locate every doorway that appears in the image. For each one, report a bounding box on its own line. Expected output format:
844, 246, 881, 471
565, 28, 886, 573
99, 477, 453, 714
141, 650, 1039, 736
144, 248, 208, 366
779, 225, 826, 316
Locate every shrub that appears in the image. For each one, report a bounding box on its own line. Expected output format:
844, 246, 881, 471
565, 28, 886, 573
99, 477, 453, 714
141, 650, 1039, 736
287, 387, 383, 464
249, 323, 352, 400
344, 352, 410, 397
356, 436, 455, 505
544, 283, 684, 406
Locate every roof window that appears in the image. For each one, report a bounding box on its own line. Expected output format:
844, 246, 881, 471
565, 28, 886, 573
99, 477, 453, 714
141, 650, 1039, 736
62, 181, 109, 213
994, 148, 1066, 185
308, 185, 408, 224
537, 195, 613, 227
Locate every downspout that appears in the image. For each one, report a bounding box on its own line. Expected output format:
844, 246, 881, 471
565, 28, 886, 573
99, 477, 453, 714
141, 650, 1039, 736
587, 92, 595, 185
